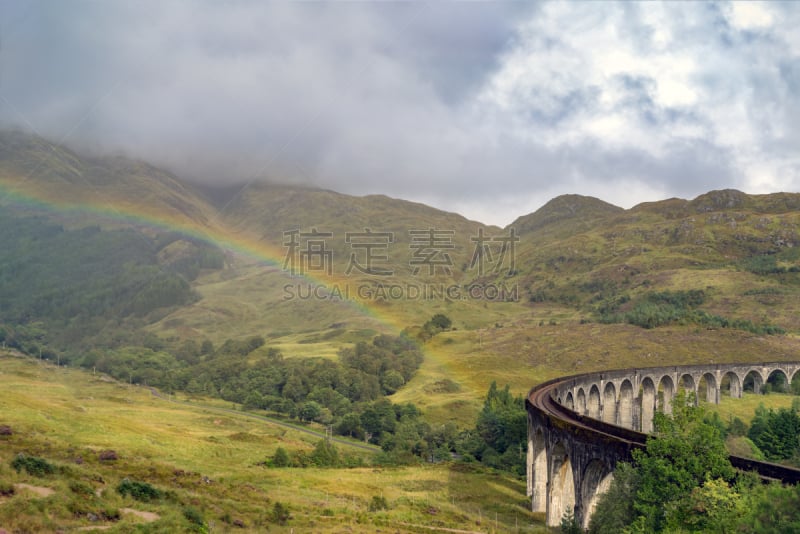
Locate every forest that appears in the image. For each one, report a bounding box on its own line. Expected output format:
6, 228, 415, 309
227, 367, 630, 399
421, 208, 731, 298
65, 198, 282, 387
0, 209, 223, 358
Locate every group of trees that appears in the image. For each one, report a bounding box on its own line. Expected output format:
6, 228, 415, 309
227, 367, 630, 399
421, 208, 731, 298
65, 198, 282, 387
748, 401, 800, 464
259, 380, 528, 471
269, 440, 363, 468
0, 212, 534, 475
739, 246, 800, 276
415, 313, 453, 342
595, 289, 785, 335
585, 396, 800, 533
116, 331, 444, 461
469, 382, 527, 474
0, 211, 224, 358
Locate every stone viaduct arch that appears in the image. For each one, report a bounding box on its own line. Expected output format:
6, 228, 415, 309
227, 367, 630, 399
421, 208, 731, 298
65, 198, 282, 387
528, 361, 800, 528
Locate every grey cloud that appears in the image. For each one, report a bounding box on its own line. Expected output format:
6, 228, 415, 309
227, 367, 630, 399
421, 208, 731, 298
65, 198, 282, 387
0, 1, 798, 226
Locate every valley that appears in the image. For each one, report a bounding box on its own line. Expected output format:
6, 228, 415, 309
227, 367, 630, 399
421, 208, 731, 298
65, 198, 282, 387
2, 130, 800, 531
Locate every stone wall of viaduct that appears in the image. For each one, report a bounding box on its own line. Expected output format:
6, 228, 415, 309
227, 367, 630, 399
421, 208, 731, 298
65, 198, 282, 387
526, 362, 800, 529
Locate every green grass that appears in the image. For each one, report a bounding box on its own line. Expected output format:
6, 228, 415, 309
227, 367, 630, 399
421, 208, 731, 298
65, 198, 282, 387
396, 316, 800, 426
0, 351, 544, 533
710, 392, 799, 426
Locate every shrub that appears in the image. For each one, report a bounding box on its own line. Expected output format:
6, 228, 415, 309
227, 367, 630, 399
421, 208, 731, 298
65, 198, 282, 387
98, 449, 119, 462
183, 506, 206, 531
116, 478, 163, 502
368, 495, 389, 512
270, 447, 291, 467
429, 314, 452, 330
560, 507, 581, 534
69, 480, 96, 496
10, 453, 56, 476
0, 425, 12, 436
270, 501, 290, 525
310, 439, 339, 467
728, 417, 748, 437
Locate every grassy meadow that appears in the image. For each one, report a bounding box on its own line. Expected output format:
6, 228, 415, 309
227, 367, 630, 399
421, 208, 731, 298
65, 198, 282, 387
0, 351, 544, 533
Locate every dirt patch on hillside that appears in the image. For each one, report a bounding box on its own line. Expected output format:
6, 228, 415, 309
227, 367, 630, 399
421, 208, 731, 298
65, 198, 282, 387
13, 483, 55, 497
120, 508, 160, 522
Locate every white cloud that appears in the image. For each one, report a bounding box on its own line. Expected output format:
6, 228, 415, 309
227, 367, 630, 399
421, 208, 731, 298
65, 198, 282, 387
472, 1, 800, 215
726, 2, 774, 30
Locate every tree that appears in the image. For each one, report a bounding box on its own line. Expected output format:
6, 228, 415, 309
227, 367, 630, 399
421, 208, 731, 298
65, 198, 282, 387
588, 462, 639, 534
200, 339, 214, 356
361, 399, 397, 440
429, 313, 452, 330
631, 393, 735, 531
243, 391, 264, 410
476, 382, 526, 464
748, 404, 800, 461
282, 374, 306, 403
666, 478, 745, 532
560, 507, 581, 534
738, 480, 800, 531
335, 413, 363, 439
246, 335, 265, 353
270, 447, 291, 467
298, 401, 322, 422
381, 370, 405, 394
310, 439, 339, 467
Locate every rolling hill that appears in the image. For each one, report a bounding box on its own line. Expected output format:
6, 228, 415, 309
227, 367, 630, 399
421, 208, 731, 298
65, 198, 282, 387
2, 129, 800, 531
2, 130, 800, 400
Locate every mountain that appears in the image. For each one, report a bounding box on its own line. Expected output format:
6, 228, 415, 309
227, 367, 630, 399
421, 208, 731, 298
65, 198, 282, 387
509, 193, 624, 237
218, 182, 499, 278
3, 130, 800, 345
0, 129, 217, 228
3, 131, 800, 533
2, 129, 800, 419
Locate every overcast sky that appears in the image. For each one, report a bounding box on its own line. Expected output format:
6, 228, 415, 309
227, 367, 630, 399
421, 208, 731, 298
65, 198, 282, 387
1, 1, 799, 226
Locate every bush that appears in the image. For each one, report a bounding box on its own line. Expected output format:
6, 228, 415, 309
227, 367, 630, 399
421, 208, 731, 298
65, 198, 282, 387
429, 314, 452, 330
98, 449, 119, 462
270, 447, 291, 467
10, 453, 56, 476
183, 506, 206, 531
117, 478, 163, 502
728, 417, 748, 437
368, 495, 389, 512
310, 439, 339, 467
0, 425, 12, 436
69, 480, 96, 496
270, 501, 290, 525
560, 507, 581, 534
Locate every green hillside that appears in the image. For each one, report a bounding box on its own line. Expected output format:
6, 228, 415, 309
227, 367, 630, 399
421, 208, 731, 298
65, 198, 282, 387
0, 130, 217, 228
0, 351, 538, 533
2, 130, 800, 530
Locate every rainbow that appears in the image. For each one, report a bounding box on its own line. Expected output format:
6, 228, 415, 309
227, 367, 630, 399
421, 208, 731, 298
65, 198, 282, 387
0, 176, 485, 406
0, 178, 415, 336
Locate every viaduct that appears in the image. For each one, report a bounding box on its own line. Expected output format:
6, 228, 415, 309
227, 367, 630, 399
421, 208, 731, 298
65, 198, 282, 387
526, 362, 800, 529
